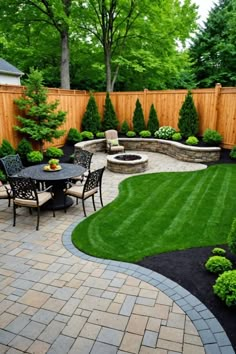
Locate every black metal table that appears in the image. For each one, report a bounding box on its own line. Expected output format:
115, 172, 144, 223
19, 163, 86, 210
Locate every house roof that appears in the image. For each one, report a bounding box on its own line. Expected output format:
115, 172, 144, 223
0, 58, 24, 76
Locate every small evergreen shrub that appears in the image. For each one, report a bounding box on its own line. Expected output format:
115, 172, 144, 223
185, 136, 199, 145
205, 256, 232, 274
67, 128, 82, 144
172, 132, 182, 141
132, 99, 146, 133
27, 151, 44, 163
126, 131, 136, 137
154, 126, 176, 140
0, 139, 15, 157
16, 138, 33, 159
45, 147, 64, 158
139, 130, 151, 138
203, 129, 223, 146
229, 146, 236, 159
102, 92, 119, 131
96, 132, 105, 138
120, 120, 129, 135
0, 169, 7, 183
82, 94, 101, 134
228, 218, 236, 255
81, 131, 94, 140
178, 90, 199, 138
147, 104, 159, 134
213, 270, 236, 307
212, 247, 226, 256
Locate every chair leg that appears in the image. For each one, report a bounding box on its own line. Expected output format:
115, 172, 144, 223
8, 198, 11, 207
82, 199, 87, 217
99, 185, 103, 207
92, 195, 96, 211
36, 206, 40, 231
13, 203, 16, 227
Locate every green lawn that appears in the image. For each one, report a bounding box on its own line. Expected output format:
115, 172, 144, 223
72, 164, 236, 262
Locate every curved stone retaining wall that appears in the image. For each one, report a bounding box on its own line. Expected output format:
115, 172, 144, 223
75, 138, 221, 163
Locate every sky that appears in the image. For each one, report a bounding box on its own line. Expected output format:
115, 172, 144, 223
194, 0, 216, 25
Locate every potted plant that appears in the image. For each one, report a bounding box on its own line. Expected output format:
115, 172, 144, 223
48, 158, 59, 170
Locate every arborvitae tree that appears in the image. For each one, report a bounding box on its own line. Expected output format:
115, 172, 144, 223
120, 120, 130, 134
178, 91, 199, 138
102, 92, 119, 131
132, 99, 146, 133
82, 94, 101, 134
14, 69, 66, 152
147, 104, 159, 134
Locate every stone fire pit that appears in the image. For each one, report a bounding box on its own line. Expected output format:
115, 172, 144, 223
107, 153, 148, 174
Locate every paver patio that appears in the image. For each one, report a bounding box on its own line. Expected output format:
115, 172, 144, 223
0, 151, 234, 353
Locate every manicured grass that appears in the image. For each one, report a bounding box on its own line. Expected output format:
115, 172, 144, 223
72, 164, 236, 262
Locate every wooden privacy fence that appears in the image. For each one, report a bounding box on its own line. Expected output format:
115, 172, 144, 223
0, 83, 235, 149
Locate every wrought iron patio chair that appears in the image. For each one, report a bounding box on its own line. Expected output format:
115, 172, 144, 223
8, 176, 55, 231
72, 149, 93, 184
64, 166, 105, 217
0, 154, 24, 177
105, 129, 125, 154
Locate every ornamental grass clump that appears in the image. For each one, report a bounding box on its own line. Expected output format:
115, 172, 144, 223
205, 256, 233, 274
213, 270, 236, 306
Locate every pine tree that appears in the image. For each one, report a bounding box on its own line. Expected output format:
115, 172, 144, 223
102, 93, 119, 131
132, 99, 146, 133
82, 94, 101, 134
178, 91, 199, 138
147, 104, 159, 134
14, 69, 66, 152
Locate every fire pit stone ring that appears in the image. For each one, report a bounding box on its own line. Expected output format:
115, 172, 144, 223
107, 153, 148, 174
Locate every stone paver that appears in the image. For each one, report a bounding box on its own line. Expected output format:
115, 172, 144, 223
0, 151, 234, 353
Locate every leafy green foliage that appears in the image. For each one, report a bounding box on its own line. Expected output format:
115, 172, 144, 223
96, 132, 105, 138
139, 130, 151, 138
205, 256, 232, 274
82, 95, 101, 134
120, 121, 130, 134
102, 93, 119, 131
126, 131, 136, 137
185, 136, 199, 145
132, 99, 146, 133
67, 128, 82, 144
16, 139, 33, 159
14, 69, 66, 151
0, 169, 7, 182
0, 139, 15, 157
230, 146, 236, 159
172, 132, 182, 141
147, 104, 159, 134
27, 151, 43, 163
228, 218, 236, 255
212, 247, 226, 256
154, 126, 176, 140
203, 129, 223, 146
81, 131, 94, 140
178, 91, 199, 138
213, 270, 236, 307
45, 147, 64, 158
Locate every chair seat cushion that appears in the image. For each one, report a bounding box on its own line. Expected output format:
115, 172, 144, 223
66, 185, 98, 199
14, 191, 52, 207
110, 145, 125, 152
0, 184, 10, 198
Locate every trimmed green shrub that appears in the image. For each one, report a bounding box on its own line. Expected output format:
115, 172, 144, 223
27, 151, 44, 163
0, 169, 7, 183
132, 99, 146, 133
147, 104, 159, 135
228, 218, 236, 255
172, 132, 182, 141
16, 138, 33, 159
126, 131, 136, 137
45, 147, 64, 158
81, 131, 94, 140
229, 146, 236, 159
82, 94, 101, 134
213, 270, 236, 306
154, 126, 176, 140
102, 92, 119, 131
203, 129, 223, 146
178, 91, 199, 138
205, 256, 232, 274
185, 136, 199, 145
67, 128, 82, 144
0, 139, 15, 157
96, 132, 105, 138
212, 247, 226, 256
139, 130, 151, 138
120, 120, 129, 135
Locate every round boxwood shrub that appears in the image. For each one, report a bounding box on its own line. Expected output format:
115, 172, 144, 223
212, 247, 226, 256
205, 256, 233, 274
126, 131, 136, 137
81, 131, 94, 140
213, 270, 236, 307
228, 218, 236, 255
229, 146, 236, 159
203, 129, 223, 146
185, 136, 199, 145
16, 138, 33, 159
27, 151, 44, 164
139, 130, 151, 138
67, 128, 82, 144
96, 132, 105, 138
154, 126, 176, 140
172, 132, 182, 141
45, 147, 64, 158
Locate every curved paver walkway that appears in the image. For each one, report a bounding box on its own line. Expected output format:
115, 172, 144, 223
0, 152, 234, 354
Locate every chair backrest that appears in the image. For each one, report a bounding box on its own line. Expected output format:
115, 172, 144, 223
84, 167, 105, 194
8, 176, 38, 202
1, 154, 24, 177
74, 149, 93, 170
105, 130, 119, 141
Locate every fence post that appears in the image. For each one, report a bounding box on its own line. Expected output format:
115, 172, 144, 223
143, 88, 148, 122
212, 83, 221, 130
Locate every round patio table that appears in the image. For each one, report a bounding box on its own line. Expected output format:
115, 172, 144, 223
19, 163, 86, 210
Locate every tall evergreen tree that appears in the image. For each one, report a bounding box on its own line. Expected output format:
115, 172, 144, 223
147, 104, 159, 134
132, 99, 146, 133
82, 94, 101, 134
178, 91, 199, 138
102, 93, 119, 131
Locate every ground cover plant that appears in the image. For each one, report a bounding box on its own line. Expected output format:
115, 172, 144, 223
72, 164, 236, 262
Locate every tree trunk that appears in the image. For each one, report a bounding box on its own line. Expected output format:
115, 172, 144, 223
105, 47, 113, 92
60, 30, 70, 89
